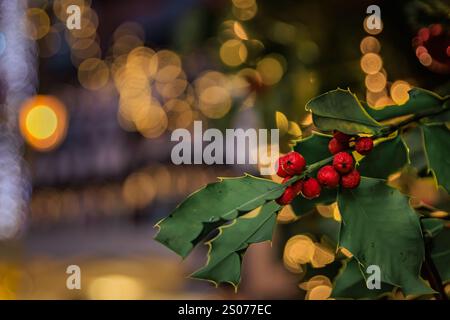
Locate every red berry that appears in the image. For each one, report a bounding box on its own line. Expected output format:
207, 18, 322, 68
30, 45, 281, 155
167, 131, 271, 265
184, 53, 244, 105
341, 169, 361, 189
302, 177, 321, 199
276, 152, 306, 177
317, 165, 340, 188
328, 137, 347, 154
276, 178, 303, 205
333, 131, 352, 143
355, 137, 374, 155
333, 152, 354, 174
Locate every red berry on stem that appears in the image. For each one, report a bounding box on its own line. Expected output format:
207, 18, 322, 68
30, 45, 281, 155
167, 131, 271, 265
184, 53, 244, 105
341, 169, 361, 189
317, 165, 340, 188
276, 157, 290, 177
302, 177, 321, 199
328, 137, 347, 154
333, 152, 354, 174
276, 177, 303, 205
355, 137, 374, 155
333, 131, 352, 143
277, 152, 306, 177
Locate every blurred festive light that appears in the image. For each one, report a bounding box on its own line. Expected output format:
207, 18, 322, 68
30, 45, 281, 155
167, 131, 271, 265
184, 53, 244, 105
366, 88, 387, 107
113, 22, 145, 43
220, 39, 247, 67
256, 55, 284, 86
360, 52, 383, 74
365, 72, 386, 92
232, 0, 258, 21
88, 275, 144, 300
296, 40, 320, 65
135, 105, 168, 138
113, 35, 144, 57
19, 95, 68, 151
154, 50, 182, 83
270, 22, 297, 45
24, 8, 50, 40
374, 96, 395, 109
78, 58, 109, 90
164, 99, 193, 130
390, 80, 411, 105
233, 21, 248, 40
360, 36, 381, 54
418, 52, 432, 66
305, 285, 332, 300
38, 27, 62, 58
363, 16, 383, 35
283, 234, 314, 273
199, 86, 232, 119
122, 172, 156, 209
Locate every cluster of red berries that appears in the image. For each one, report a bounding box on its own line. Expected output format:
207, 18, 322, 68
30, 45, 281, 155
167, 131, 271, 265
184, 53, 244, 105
275, 131, 374, 205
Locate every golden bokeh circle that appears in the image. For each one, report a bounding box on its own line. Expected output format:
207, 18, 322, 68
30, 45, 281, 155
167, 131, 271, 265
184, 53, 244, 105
19, 95, 68, 151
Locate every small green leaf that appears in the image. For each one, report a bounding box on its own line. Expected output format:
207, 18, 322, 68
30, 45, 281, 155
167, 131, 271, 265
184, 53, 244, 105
332, 259, 395, 299
155, 175, 285, 258
190, 201, 281, 288
358, 135, 409, 179
421, 124, 450, 193
306, 89, 383, 135
294, 131, 331, 164
337, 177, 433, 295
364, 88, 449, 122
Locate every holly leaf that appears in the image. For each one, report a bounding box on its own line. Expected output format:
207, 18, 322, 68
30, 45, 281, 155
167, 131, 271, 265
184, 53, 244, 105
337, 177, 433, 295
306, 89, 383, 135
358, 135, 409, 179
154, 175, 285, 258
422, 218, 450, 283
421, 124, 450, 193
293, 131, 331, 164
363, 88, 449, 122
291, 188, 337, 216
332, 259, 395, 299
190, 201, 280, 288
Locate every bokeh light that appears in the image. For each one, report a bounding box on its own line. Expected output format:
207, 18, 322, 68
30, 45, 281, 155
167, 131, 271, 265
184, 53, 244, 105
19, 95, 68, 151
220, 39, 248, 67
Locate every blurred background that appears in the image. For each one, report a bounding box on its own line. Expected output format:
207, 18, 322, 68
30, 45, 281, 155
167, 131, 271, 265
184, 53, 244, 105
0, 0, 448, 299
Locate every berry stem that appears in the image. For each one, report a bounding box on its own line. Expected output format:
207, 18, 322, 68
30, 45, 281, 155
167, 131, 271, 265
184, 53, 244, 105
281, 156, 334, 186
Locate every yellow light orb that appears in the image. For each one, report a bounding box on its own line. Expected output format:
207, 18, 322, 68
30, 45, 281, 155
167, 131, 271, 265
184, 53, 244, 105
25, 105, 58, 140
19, 95, 68, 151
360, 53, 383, 75
220, 39, 247, 67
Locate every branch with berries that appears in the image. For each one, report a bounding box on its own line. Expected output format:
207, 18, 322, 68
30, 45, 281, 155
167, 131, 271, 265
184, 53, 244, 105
155, 87, 450, 299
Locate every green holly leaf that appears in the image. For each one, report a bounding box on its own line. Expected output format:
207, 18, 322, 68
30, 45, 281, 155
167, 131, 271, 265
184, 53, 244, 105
421, 124, 450, 193
332, 259, 395, 299
337, 177, 433, 295
293, 131, 331, 164
306, 89, 383, 135
190, 201, 280, 288
364, 88, 449, 122
291, 188, 337, 216
358, 135, 409, 179
155, 175, 286, 258
422, 218, 450, 283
